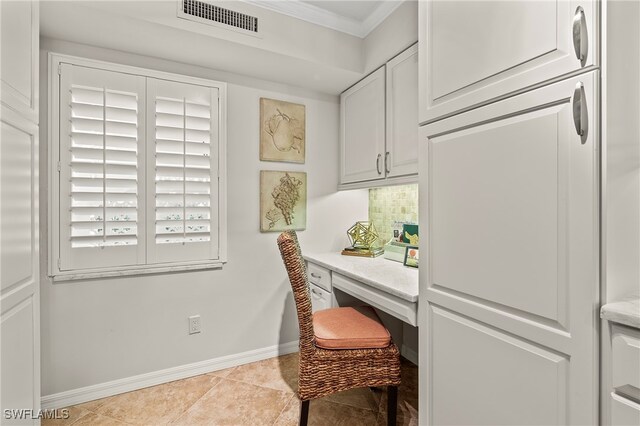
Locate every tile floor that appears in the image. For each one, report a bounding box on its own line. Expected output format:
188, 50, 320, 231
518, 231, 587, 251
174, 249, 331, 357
44, 353, 418, 426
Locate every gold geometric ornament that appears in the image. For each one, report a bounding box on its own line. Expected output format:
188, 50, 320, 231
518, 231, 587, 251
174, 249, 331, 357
347, 221, 379, 249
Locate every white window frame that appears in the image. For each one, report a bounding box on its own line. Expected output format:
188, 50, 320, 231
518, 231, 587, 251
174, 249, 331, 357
48, 53, 227, 281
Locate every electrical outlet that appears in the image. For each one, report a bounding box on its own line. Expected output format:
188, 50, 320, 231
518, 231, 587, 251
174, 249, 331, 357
188, 315, 201, 335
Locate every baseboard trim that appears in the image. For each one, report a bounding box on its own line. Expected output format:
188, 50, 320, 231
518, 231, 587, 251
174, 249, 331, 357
41, 340, 299, 410
401, 343, 418, 366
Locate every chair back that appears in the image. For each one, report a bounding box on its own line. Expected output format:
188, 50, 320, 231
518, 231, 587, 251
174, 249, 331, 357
277, 231, 314, 354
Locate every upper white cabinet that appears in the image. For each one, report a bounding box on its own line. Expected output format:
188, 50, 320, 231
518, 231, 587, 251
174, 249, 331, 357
340, 44, 419, 188
386, 44, 419, 179
419, 0, 597, 124
0, 0, 39, 122
340, 67, 386, 185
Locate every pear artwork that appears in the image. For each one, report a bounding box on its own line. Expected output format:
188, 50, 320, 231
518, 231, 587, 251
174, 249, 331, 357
260, 98, 306, 163
265, 109, 304, 154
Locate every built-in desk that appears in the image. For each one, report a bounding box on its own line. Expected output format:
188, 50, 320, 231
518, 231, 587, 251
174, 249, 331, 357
303, 252, 419, 326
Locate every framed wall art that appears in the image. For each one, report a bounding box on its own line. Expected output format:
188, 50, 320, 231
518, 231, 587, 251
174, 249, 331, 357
260, 170, 307, 232
260, 98, 305, 163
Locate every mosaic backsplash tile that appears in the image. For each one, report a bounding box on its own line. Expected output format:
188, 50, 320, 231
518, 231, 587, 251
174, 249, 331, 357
369, 184, 418, 247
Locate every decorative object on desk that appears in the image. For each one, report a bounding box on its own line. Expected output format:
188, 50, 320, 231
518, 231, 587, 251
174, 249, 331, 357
341, 246, 385, 258
260, 171, 307, 232
384, 241, 412, 263
346, 221, 379, 249
260, 98, 305, 164
402, 224, 419, 245
403, 246, 419, 268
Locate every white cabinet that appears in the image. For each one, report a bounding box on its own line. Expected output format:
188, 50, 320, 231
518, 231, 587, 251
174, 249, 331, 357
309, 284, 332, 313
340, 44, 419, 188
340, 67, 386, 185
607, 324, 640, 426
0, 1, 40, 423
420, 72, 599, 425
386, 44, 419, 179
419, 0, 597, 124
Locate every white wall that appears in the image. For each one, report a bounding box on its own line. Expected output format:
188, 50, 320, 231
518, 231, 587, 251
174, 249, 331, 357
362, 1, 418, 75
39, 37, 368, 397
603, 0, 640, 302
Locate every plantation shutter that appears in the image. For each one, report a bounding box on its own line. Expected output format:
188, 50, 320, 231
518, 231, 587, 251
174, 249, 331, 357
146, 78, 220, 263
58, 64, 146, 270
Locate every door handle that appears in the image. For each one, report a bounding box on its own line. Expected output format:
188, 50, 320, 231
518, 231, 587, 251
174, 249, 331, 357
376, 154, 382, 175
572, 6, 588, 66
573, 81, 588, 143
385, 152, 390, 174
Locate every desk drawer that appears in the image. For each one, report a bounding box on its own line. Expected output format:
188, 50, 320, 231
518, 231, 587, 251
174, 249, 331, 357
612, 324, 640, 398
307, 262, 331, 292
310, 283, 332, 313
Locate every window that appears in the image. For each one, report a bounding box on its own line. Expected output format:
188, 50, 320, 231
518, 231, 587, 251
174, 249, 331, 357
49, 55, 226, 280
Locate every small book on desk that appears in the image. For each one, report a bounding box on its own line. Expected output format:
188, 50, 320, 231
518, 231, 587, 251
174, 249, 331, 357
341, 247, 384, 258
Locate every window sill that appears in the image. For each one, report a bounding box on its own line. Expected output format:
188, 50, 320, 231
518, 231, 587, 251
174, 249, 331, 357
50, 261, 224, 282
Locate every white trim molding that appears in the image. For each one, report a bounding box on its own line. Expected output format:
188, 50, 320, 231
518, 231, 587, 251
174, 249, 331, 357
41, 341, 299, 410
243, 0, 404, 38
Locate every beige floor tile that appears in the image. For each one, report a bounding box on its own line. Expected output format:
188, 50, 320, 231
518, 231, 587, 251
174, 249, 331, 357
95, 374, 221, 425
75, 397, 111, 413
226, 353, 298, 393
173, 378, 292, 425
41, 406, 91, 426
206, 366, 237, 378
274, 397, 378, 426
71, 412, 128, 426
323, 387, 381, 412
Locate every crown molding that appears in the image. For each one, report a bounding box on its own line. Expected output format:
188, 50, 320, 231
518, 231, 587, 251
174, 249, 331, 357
242, 0, 404, 38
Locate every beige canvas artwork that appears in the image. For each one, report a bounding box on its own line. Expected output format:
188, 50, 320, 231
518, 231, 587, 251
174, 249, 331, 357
260, 171, 307, 232
260, 98, 306, 163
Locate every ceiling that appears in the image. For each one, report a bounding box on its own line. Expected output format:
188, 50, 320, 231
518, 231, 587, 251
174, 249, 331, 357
244, 0, 404, 37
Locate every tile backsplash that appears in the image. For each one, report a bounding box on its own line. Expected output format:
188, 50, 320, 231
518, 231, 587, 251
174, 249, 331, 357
369, 184, 418, 246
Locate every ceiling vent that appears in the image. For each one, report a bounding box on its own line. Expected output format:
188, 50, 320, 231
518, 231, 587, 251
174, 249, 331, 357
178, 0, 259, 34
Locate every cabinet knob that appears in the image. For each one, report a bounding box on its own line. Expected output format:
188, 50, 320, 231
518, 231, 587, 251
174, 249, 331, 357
572, 6, 588, 66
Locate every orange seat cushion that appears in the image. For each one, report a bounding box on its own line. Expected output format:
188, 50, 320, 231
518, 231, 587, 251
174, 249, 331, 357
312, 306, 391, 350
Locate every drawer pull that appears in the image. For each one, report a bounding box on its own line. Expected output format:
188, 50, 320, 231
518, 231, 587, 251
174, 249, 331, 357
311, 288, 323, 297
572, 82, 588, 142
572, 6, 588, 66
310, 273, 322, 279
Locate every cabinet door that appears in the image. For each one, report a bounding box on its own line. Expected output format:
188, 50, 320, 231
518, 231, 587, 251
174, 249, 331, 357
386, 44, 419, 178
419, 72, 599, 425
419, 0, 597, 124
0, 0, 38, 122
340, 67, 386, 185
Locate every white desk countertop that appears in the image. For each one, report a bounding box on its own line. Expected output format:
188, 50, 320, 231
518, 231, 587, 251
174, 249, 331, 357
303, 252, 419, 303
601, 294, 640, 330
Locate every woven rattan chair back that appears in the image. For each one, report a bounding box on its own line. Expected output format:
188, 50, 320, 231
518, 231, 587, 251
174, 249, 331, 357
277, 231, 314, 355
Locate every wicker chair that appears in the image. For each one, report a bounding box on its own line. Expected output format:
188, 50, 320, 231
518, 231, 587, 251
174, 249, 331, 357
277, 231, 401, 426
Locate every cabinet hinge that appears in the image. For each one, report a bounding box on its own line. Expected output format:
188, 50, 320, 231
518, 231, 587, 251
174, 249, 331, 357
58, 64, 62, 76
57, 259, 61, 269
57, 161, 61, 172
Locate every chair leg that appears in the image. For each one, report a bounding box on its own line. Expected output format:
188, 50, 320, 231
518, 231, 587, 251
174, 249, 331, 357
299, 399, 310, 426
387, 386, 398, 426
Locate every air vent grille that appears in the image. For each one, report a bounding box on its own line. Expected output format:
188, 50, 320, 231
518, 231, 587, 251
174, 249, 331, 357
182, 0, 258, 33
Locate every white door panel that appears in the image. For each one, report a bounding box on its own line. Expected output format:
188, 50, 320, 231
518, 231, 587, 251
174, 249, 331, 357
429, 306, 567, 426
419, 0, 597, 124
340, 67, 386, 184
0, 2, 40, 423
420, 72, 599, 425
386, 44, 419, 178
0, 0, 38, 121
